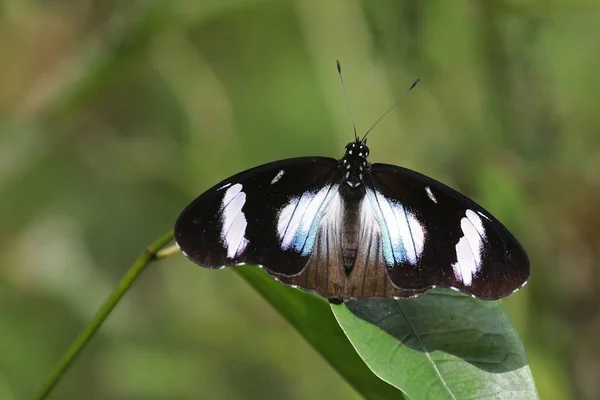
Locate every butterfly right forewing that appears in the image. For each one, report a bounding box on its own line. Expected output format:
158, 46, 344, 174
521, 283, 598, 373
364, 163, 529, 299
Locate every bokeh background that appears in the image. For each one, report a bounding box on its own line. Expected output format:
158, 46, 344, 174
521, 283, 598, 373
1, 1, 599, 399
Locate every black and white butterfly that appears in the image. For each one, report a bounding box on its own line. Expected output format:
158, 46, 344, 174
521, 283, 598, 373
175, 65, 529, 301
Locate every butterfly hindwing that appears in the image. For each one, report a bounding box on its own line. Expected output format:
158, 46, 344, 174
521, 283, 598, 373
364, 163, 530, 299
277, 202, 425, 299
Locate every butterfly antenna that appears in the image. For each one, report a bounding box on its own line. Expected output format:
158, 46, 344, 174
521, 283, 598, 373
361, 78, 420, 143
336, 60, 358, 141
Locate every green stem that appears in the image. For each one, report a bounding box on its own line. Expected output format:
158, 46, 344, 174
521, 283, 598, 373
36, 230, 176, 400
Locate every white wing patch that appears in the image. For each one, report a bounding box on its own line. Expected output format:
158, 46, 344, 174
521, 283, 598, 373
477, 210, 492, 221
364, 188, 426, 266
270, 170, 285, 185
425, 186, 437, 203
219, 183, 249, 258
451, 209, 486, 286
217, 182, 232, 191
277, 184, 340, 255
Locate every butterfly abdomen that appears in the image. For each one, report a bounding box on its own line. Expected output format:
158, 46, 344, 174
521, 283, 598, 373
340, 184, 366, 274
341, 210, 359, 273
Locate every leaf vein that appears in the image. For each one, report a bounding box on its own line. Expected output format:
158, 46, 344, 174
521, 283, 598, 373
394, 302, 457, 400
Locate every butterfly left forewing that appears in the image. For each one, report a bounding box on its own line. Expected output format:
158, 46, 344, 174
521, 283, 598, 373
175, 157, 341, 276
365, 163, 529, 299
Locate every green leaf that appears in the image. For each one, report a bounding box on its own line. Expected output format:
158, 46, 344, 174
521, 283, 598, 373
331, 289, 539, 400
234, 266, 406, 400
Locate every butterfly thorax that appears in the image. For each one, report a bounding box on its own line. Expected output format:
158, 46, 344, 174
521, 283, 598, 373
338, 140, 370, 274
340, 140, 370, 188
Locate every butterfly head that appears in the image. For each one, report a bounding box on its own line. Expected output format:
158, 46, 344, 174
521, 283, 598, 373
344, 139, 370, 158
341, 140, 370, 188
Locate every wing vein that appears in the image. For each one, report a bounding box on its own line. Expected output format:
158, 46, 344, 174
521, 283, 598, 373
360, 226, 372, 298
325, 223, 331, 294
299, 183, 335, 254
370, 191, 399, 265
279, 192, 305, 249
401, 204, 423, 286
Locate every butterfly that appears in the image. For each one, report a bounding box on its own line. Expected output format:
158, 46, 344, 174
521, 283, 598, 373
174, 63, 530, 301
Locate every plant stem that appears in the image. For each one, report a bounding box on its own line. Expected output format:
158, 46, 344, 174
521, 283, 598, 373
35, 230, 175, 400
156, 244, 180, 259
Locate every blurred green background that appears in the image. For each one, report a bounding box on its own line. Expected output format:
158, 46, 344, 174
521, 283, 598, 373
1, 1, 598, 399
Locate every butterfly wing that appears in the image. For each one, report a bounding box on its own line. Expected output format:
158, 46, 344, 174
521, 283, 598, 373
362, 163, 530, 299
175, 157, 344, 277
